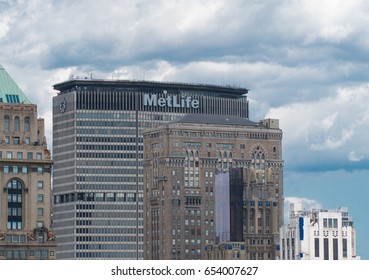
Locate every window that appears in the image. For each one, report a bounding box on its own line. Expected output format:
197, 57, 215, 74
36, 153, 42, 160
343, 239, 348, 258
14, 137, 20, 145
17, 152, 23, 159
4, 115, 9, 130
4, 166, 10, 173
37, 166, 43, 174
333, 238, 338, 260
24, 117, 30, 132
37, 181, 44, 189
37, 221, 44, 228
5, 136, 10, 143
7, 151, 12, 159
13, 166, 19, 174
324, 238, 329, 260
14, 116, 20, 131
37, 194, 44, 203
27, 152, 33, 159
7, 179, 23, 230
38, 234, 44, 244
37, 208, 44, 216
22, 166, 28, 174
25, 137, 30, 145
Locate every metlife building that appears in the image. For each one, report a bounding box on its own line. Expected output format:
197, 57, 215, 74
52, 79, 249, 259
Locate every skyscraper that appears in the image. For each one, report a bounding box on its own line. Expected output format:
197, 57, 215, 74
0, 65, 56, 260
143, 114, 283, 260
52, 79, 249, 259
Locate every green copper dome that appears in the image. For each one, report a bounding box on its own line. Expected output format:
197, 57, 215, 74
0, 65, 32, 104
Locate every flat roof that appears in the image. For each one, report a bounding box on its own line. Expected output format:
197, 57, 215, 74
173, 114, 258, 126
53, 79, 248, 96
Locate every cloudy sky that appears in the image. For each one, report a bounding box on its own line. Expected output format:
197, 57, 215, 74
1, 0, 369, 259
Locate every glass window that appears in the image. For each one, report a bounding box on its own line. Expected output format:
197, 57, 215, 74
37, 166, 43, 174
7, 179, 23, 230
37, 181, 43, 189
27, 152, 33, 159
42, 250, 48, 259
95, 193, 104, 201
14, 116, 20, 131
13, 166, 19, 174
22, 166, 28, 174
7, 151, 12, 159
5, 136, 10, 143
17, 152, 23, 159
20, 235, 26, 243
37, 221, 43, 228
37, 208, 43, 216
25, 137, 30, 145
36, 153, 42, 160
4, 166, 10, 173
14, 137, 20, 145
4, 115, 9, 130
13, 235, 19, 243
37, 194, 44, 203
24, 117, 30, 132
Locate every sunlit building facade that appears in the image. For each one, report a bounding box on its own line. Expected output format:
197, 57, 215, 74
143, 115, 283, 260
52, 79, 249, 259
0, 65, 56, 259
280, 204, 360, 260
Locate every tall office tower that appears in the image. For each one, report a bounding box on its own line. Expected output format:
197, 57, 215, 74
0, 65, 56, 260
280, 204, 360, 260
143, 115, 283, 260
52, 79, 249, 259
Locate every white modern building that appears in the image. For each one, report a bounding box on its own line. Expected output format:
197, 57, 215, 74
280, 204, 359, 260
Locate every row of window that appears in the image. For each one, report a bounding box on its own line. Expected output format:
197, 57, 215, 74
54, 192, 141, 204
3, 115, 31, 132
0, 249, 54, 259
3, 165, 45, 174
1, 151, 43, 160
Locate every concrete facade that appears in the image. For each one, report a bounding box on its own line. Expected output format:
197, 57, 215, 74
0, 66, 56, 259
143, 115, 283, 260
280, 204, 360, 260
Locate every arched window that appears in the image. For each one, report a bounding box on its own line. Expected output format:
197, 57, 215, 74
25, 117, 30, 132
7, 179, 23, 230
4, 115, 10, 130
14, 116, 20, 131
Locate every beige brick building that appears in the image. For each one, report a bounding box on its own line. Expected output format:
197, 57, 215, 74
143, 114, 283, 260
0, 65, 56, 259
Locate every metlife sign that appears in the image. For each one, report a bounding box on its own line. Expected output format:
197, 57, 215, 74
143, 93, 199, 109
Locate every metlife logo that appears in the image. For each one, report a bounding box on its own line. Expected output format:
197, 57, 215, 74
143, 93, 199, 109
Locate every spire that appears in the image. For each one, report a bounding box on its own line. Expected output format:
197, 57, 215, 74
0, 65, 32, 104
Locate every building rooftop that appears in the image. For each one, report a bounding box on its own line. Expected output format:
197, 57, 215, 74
173, 114, 259, 126
0, 65, 32, 104
53, 78, 248, 96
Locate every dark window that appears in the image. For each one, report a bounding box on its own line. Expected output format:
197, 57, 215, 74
24, 117, 30, 132
4, 115, 9, 130
7, 179, 23, 230
324, 238, 329, 260
343, 239, 348, 258
315, 238, 319, 257
14, 116, 20, 131
333, 238, 338, 260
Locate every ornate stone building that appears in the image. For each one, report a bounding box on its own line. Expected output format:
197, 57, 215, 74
0, 65, 56, 259
143, 114, 283, 260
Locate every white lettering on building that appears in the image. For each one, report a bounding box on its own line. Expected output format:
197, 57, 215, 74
143, 94, 199, 109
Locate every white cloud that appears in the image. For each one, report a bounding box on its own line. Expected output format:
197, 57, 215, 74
266, 84, 369, 170
284, 196, 323, 222
348, 151, 364, 162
